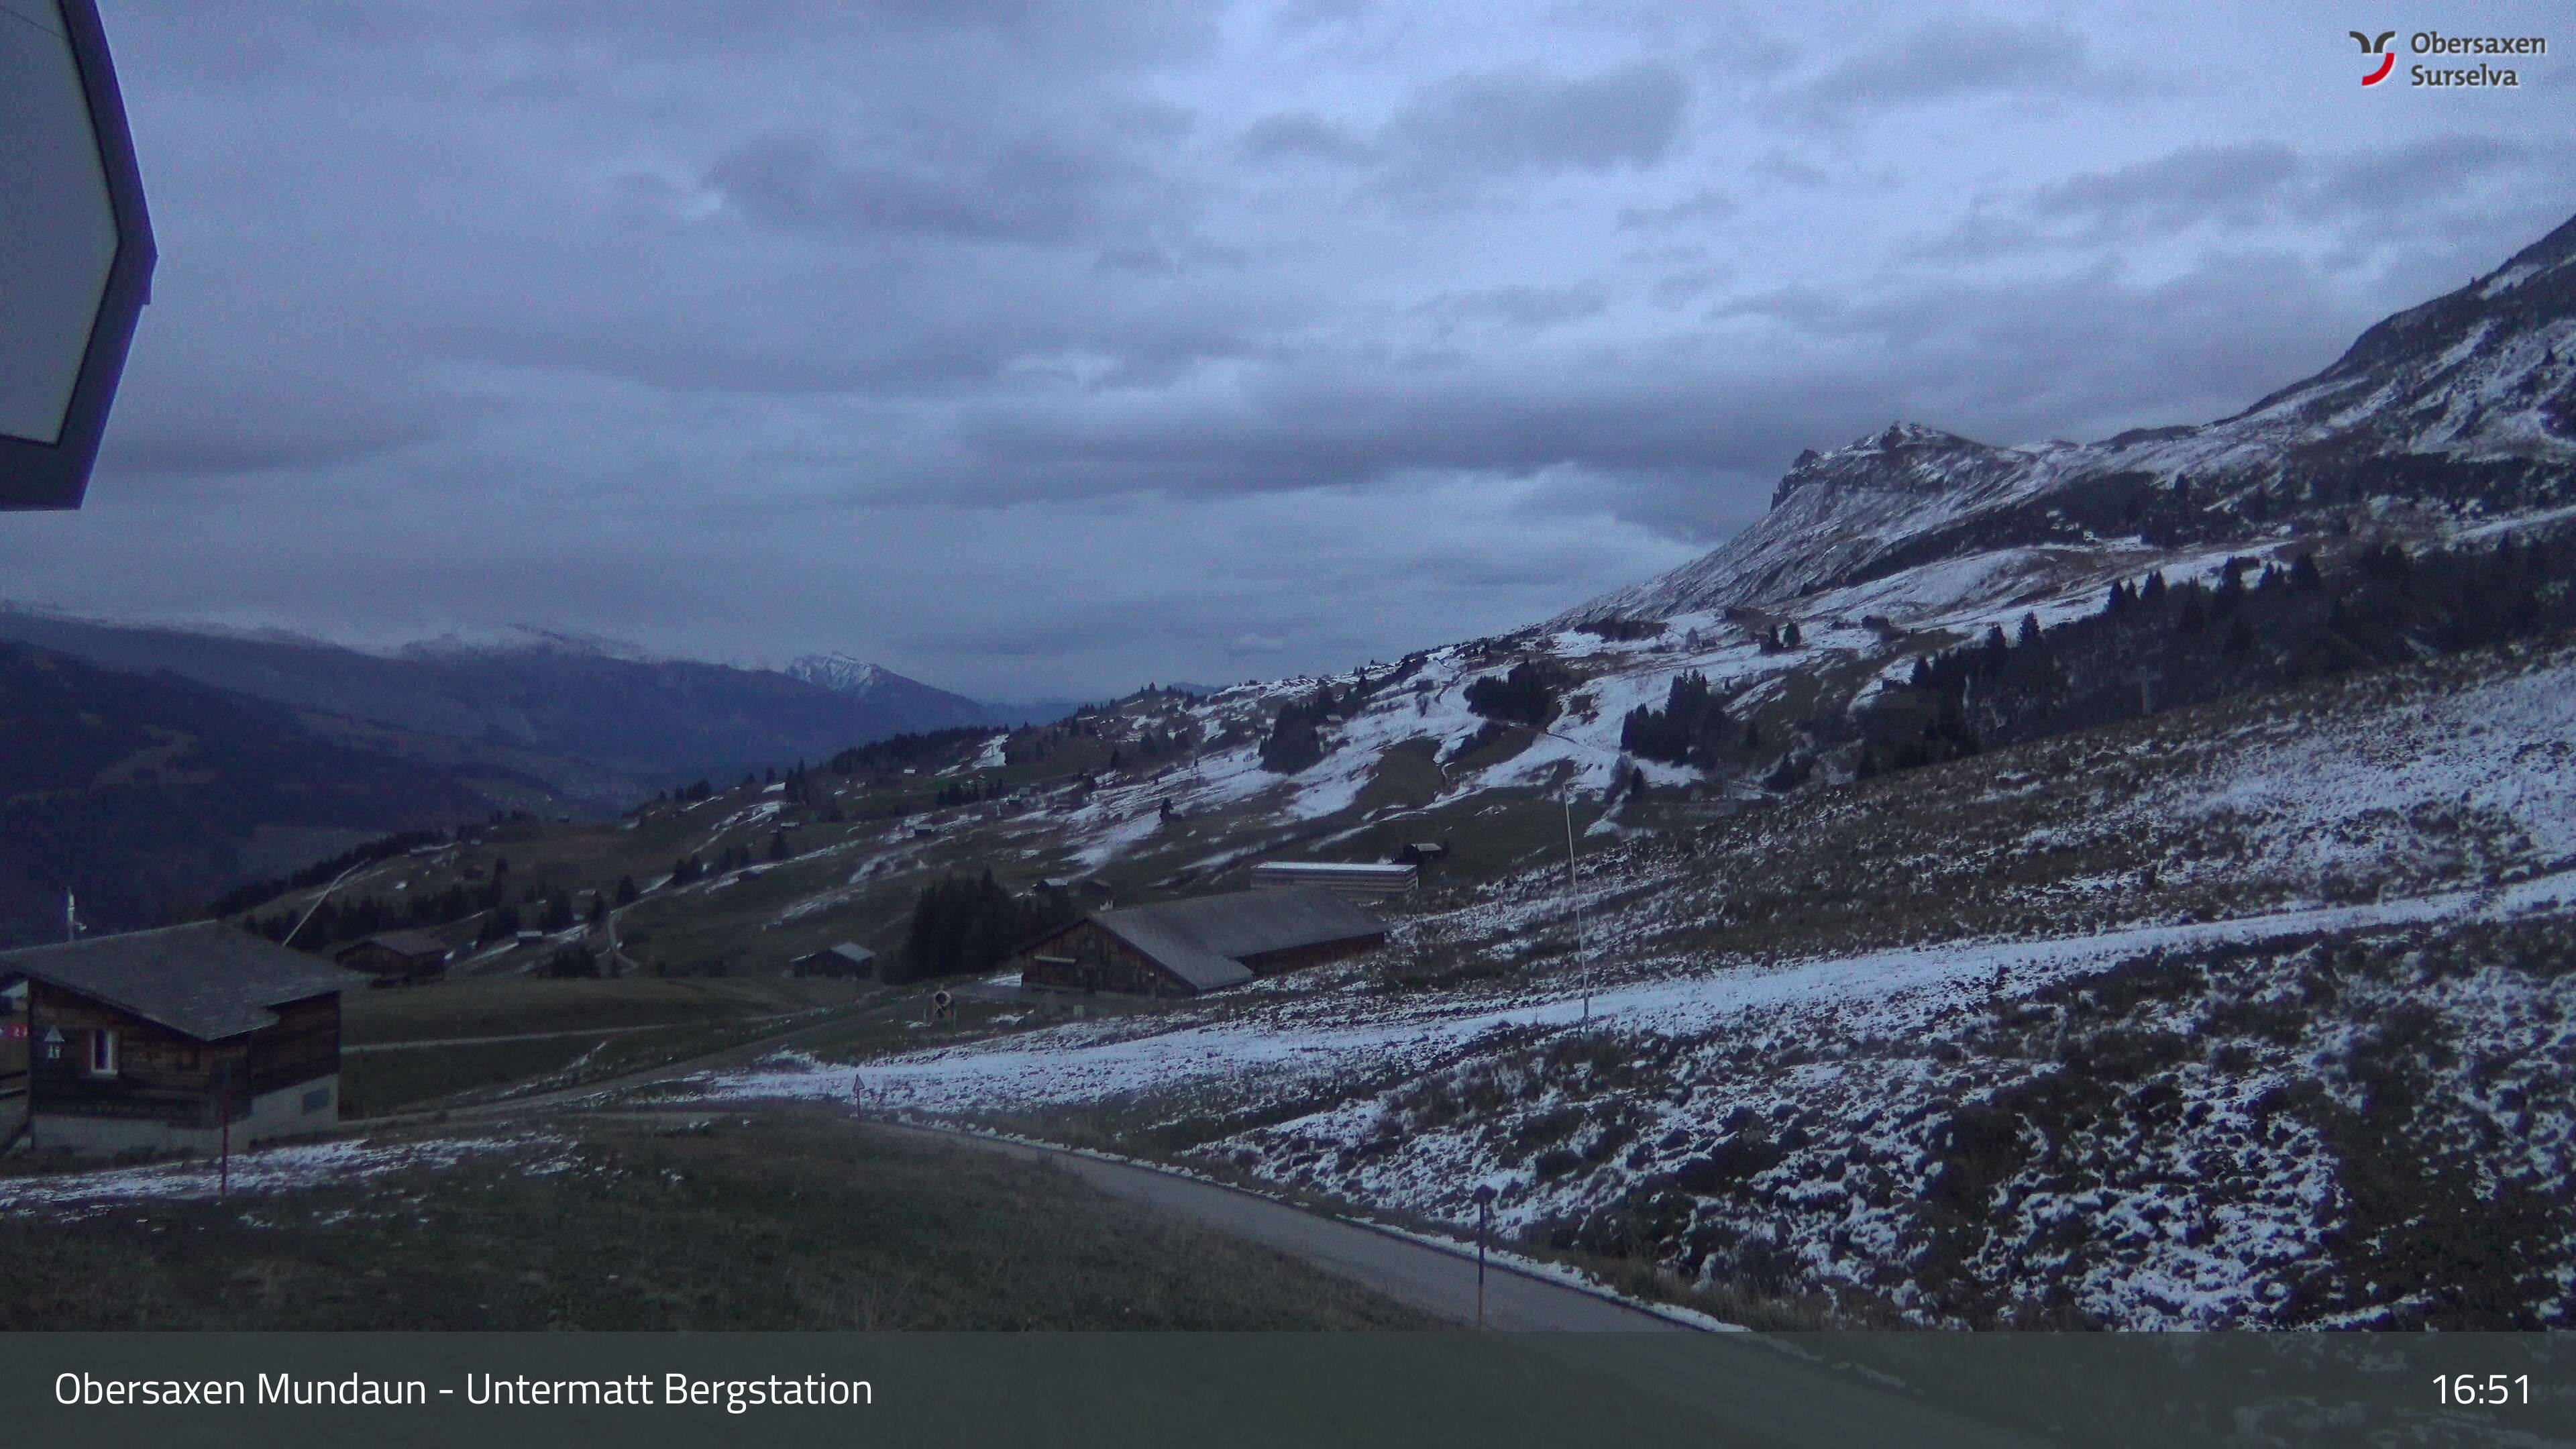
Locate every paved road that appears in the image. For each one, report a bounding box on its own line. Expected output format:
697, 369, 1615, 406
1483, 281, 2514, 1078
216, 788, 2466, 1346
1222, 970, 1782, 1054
877, 1120, 1670, 1331
872, 1120, 2055, 1449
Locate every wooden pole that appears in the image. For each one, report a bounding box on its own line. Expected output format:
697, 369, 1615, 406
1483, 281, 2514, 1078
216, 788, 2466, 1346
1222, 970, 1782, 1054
1476, 1199, 1489, 1329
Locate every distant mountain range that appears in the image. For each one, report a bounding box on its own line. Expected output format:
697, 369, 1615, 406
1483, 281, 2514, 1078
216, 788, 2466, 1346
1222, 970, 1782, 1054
0, 613, 1121, 943
0, 612, 1044, 784
0, 639, 584, 947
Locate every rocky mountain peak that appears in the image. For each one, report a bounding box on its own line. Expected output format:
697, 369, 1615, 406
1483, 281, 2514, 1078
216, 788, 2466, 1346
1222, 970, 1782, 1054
1768, 422, 2032, 509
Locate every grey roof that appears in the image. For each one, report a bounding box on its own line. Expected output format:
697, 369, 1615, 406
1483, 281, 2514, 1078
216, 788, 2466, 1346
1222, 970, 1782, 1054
811, 943, 875, 964
1089, 888, 1387, 993
1252, 861, 1415, 877
342, 930, 450, 961
0, 922, 368, 1041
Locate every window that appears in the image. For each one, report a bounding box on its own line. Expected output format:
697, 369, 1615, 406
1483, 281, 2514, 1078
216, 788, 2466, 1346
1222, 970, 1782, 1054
87, 1028, 117, 1076
301, 1085, 332, 1114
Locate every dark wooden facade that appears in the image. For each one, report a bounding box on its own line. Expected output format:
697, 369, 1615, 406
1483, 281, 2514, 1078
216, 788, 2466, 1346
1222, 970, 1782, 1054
1020, 919, 1193, 997
1234, 935, 1386, 975
26, 983, 339, 1128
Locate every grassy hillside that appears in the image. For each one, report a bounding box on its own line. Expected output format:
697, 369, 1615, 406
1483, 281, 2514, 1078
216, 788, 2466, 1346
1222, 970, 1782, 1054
0, 1112, 1439, 1330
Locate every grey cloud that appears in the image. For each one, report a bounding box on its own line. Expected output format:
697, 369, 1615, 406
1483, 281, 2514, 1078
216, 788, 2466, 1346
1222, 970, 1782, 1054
2302, 134, 2526, 215
1925, 134, 2538, 258
1092, 237, 1252, 276
1619, 188, 1733, 229
1382, 61, 1691, 182
706, 131, 1110, 246
1409, 284, 1610, 332
1239, 111, 1374, 166
923, 240, 2463, 549
2030, 142, 2300, 231
1269, 0, 1372, 35
103, 409, 437, 478
1782, 19, 2118, 127
1240, 60, 1692, 193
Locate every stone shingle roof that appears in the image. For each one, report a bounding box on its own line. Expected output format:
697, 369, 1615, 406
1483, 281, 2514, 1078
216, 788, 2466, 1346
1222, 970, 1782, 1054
0, 922, 367, 1041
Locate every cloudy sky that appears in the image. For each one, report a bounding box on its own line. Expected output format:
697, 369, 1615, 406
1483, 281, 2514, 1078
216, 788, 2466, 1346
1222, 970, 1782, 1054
6, 1, 2571, 698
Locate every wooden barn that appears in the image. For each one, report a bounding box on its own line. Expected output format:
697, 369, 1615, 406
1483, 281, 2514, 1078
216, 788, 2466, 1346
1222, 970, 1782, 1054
0, 922, 367, 1158
334, 930, 451, 987
1016, 888, 1387, 998
790, 943, 876, 979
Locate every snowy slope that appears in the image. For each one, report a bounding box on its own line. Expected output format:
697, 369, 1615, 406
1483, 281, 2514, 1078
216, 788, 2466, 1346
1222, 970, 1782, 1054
678, 638, 2576, 1328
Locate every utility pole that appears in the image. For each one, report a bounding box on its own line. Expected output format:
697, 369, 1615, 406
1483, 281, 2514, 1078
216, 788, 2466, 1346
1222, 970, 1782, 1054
1564, 788, 1587, 1023
63, 890, 82, 945
1523, 718, 1631, 1026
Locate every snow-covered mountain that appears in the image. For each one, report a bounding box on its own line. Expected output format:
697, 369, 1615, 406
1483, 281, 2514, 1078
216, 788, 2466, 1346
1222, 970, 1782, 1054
773, 652, 1015, 732
1580, 211, 2576, 623
779, 653, 902, 696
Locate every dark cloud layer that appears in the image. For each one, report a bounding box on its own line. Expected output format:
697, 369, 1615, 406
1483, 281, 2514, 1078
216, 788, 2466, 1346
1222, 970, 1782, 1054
7, 0, 2565, 698
1778, 17, 2127, 127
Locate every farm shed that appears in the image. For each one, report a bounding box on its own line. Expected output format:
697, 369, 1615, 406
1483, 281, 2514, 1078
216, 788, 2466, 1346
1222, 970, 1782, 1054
1247, 860, 1419, 901
1016, 888, 1387, 998
791, 943, 877, 979
0, 922, 366, 1158
334, 930, 451, 987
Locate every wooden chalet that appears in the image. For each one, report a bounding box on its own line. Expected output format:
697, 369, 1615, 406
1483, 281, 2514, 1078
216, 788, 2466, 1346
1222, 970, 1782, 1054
1016, 888, 1387, 998
0, 922, 367, 1158
334, 929, 451, 987
790, 943, 876, 979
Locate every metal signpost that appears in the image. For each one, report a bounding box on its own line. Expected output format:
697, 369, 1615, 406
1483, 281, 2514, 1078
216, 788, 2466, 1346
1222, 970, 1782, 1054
0, 0, 155, 510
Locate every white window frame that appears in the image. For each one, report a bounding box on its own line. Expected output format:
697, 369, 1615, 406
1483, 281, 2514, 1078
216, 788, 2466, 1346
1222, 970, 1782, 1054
87, 1026, 117, 1076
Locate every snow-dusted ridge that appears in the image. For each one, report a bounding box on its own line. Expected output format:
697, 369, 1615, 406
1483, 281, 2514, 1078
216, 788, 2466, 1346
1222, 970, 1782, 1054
1580, 211, 2576, 624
